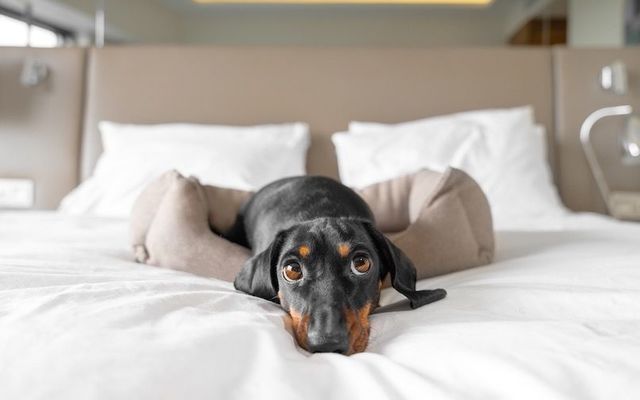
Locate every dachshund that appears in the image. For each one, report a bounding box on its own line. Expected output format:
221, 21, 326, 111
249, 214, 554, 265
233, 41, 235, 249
228, 176, 446, 355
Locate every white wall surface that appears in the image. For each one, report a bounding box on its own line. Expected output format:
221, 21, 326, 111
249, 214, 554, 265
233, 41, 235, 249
568, 0, 625, 47
10, 0, 618, 48
4, 0, 514, 46
182, 7, 505, 46
53, 0, 183, 42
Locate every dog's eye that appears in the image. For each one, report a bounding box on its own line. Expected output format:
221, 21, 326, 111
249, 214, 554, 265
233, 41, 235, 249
283, 262, 303, 282
351, 255, 371, 275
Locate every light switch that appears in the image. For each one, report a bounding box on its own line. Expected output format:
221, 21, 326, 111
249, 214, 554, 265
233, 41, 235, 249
0, 179, 35, 208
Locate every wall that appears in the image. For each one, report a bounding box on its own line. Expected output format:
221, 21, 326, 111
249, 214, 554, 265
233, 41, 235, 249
503, 0, 556, 38
568, 0, 625, 47
11, 0, 634, 48
53, 0, 183, 43
3, 0, 514, 47
182, 7, 505, 46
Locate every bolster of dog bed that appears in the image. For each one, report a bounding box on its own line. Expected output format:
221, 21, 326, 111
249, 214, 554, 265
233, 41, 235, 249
131, 168, 493, 282
130, 170, 251, 281
357, 168, 495, 280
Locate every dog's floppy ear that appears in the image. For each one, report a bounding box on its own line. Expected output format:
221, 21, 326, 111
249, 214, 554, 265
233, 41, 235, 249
363, 222, 447, 309
233, 230, 287, 302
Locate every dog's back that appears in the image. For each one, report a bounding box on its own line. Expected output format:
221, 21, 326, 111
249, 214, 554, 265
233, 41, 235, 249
237, 176, 374, 254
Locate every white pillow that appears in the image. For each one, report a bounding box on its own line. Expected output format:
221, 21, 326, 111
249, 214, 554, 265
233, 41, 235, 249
350, 106, 534, 155
59, 122, 310, 217
332, 118, 482, 188
343, 107, 566, 228
461, 124, 566, 228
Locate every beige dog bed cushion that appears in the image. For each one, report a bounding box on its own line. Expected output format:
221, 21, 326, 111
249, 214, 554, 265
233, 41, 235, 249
130, 168, 494, 282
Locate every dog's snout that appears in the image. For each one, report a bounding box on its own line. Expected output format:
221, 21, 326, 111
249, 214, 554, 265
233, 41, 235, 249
307, 338, 349, 354
306, 305, 349, 354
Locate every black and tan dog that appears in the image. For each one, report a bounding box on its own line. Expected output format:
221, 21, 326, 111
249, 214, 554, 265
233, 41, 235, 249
229, 176, 446, 355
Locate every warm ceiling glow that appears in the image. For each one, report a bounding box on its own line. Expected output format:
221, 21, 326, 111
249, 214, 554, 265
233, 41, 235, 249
193, 0, 493, 4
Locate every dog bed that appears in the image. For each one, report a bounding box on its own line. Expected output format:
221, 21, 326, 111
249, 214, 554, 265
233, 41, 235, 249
130, 168, 494, 283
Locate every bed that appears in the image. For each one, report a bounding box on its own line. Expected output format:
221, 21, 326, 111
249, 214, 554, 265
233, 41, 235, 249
2, 46, 640, 399
2, 211, 639, 399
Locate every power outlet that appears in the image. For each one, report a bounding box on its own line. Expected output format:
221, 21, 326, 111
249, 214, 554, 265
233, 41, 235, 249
0, 179, 35, 209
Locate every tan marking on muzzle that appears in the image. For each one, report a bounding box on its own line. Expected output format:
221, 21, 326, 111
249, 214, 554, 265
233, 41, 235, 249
289, 309, 310, 349
344, 303, 372, 355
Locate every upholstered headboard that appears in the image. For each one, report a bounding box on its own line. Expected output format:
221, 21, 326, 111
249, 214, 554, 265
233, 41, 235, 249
6, 45, 635, 212
81, 46, 555, 181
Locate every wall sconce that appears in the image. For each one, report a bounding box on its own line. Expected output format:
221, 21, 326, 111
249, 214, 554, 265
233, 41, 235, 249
581, 105, 640, 220
599, 60, 640, 166
580, 60, 640, 220
600, 61, 628, 95
20, 0, 49, 88
20, 58, 49, 87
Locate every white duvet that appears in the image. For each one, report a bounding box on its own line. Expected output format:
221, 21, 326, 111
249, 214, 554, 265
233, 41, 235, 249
1, 211, 639, 400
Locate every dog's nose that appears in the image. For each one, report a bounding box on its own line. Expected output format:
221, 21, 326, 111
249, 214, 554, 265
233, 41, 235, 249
306, 305, 349, 354
307, 337, 349, 354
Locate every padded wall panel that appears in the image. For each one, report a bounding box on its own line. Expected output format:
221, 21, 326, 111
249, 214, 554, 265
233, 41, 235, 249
0, 47, 85, 209
553, 48, 640, 213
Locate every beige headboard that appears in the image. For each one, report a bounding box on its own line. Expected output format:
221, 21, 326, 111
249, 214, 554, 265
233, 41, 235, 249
10, 46, 640, 213
81, 46, 554, 181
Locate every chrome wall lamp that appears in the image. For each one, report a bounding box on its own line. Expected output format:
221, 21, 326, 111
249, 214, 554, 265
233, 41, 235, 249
580, 61, 640, 220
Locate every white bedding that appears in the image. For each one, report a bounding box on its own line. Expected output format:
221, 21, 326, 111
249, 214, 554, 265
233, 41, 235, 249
1, 211, 639, 400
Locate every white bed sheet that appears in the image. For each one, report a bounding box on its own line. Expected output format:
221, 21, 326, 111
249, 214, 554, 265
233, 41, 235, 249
1, 211, 639, 400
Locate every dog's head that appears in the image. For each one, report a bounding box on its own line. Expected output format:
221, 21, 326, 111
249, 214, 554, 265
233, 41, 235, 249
234, 217, 446, 355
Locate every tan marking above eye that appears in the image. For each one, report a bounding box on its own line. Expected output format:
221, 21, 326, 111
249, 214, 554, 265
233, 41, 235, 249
283, 262, 303, 282
351, 255, 371, 274
338, 244, 350, 258
298, 245, 310, 257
